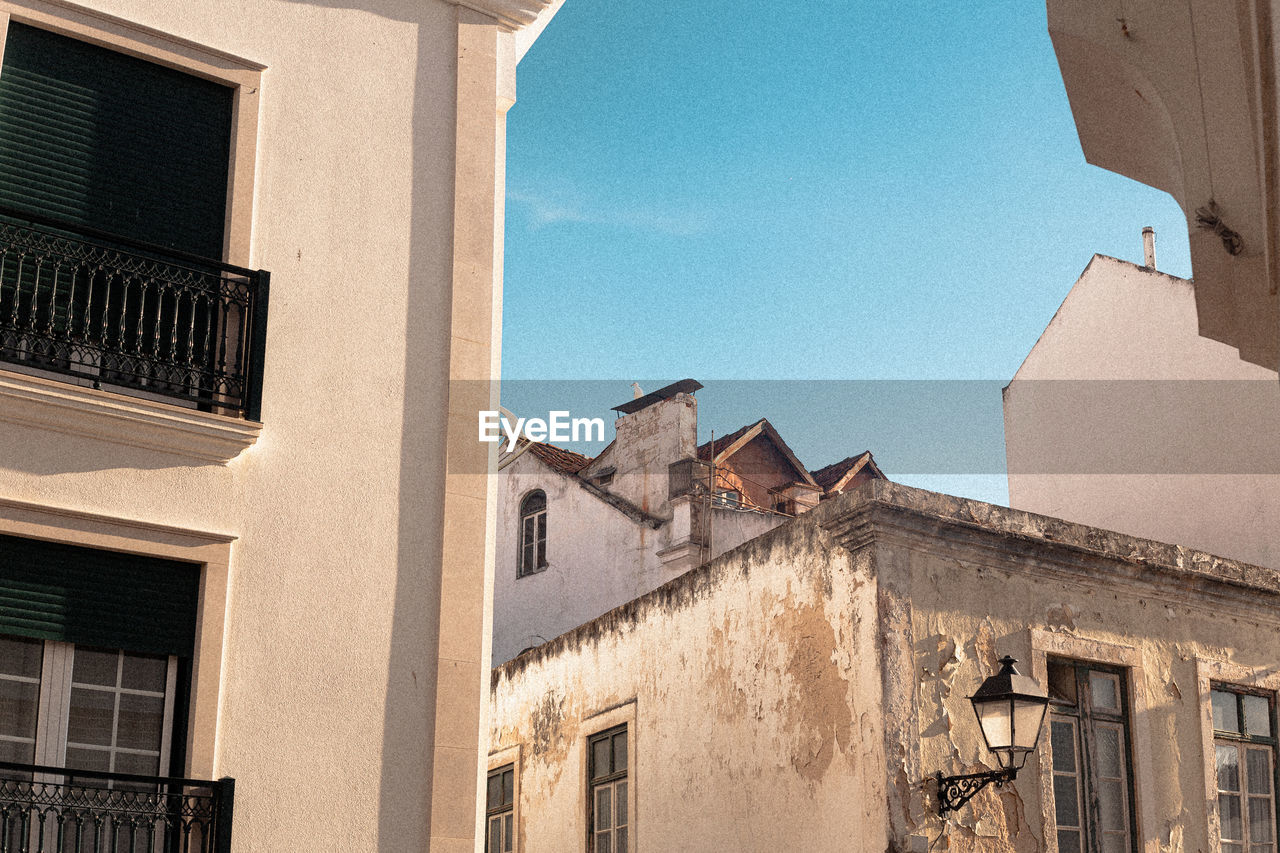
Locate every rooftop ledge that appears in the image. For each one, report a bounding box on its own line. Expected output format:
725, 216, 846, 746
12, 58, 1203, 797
0, 370, 260, 464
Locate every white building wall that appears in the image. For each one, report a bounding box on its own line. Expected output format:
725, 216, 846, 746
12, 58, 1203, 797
1005, 253, 1280, 568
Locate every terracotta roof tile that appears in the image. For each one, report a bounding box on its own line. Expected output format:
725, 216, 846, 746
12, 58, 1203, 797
527, 441, 593, 475
810, 452, 875, 492
696, 420, 762, 461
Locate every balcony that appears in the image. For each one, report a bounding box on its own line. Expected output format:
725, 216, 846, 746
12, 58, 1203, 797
0, 206, 269, 421
0, 761, 233, 853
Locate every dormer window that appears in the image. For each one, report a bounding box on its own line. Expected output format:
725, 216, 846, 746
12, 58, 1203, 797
518, 490, 547, 577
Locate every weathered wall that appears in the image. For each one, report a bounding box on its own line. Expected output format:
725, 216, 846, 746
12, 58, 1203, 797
490, 504, 889, 852
1005, 253, 1280, 569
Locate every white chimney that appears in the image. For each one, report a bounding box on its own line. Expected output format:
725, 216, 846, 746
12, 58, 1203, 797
1142, 227, 1157, 269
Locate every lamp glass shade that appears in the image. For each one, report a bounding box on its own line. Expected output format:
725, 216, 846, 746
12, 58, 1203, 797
975, 698, 1012, 751
1012, 698, 1048, 750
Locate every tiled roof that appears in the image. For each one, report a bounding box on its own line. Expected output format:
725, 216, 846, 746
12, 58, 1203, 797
526, 441, 593, 475
697, 420, 763, 461
809, 452, 886, 492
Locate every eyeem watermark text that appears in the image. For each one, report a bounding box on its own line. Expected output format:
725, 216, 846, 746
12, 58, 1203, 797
479, 411, 605, 447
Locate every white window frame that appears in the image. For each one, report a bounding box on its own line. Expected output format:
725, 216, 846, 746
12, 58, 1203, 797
582, 700, 636, 853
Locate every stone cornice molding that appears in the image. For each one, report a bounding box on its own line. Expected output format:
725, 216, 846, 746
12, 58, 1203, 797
449, 0, 558, 29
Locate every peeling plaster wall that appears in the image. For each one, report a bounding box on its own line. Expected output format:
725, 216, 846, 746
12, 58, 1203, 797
490, 507, 890, 852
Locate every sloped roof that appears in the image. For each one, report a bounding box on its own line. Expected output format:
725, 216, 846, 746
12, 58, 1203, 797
697, 418, 817, 488
697, 420, 760, 461
810, 451, 885, 493
526, 441, 593, 475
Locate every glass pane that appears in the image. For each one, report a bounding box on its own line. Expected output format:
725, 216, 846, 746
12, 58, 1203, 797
596, 832, 612, 853
0, 679, 39, 738
64, 746, 110, 773
1095, 725, 1122, 778
0, 737, 34, 765
504, 814, 513, 852
1056, 829, 1081, 853
1217, 691, 1243, 734
488, 774, 501, 810
536, 513, 546, 544
1249, 797, 1275, 844
1089, 672, 1119, 712
1221, 745, 1243, 793
616, 781, 627, 826
977, 701, 1011, 749
613, 733, 627, 772
592, 738, 611, 780
0, 635, 42, 677
1223, 844, 1243, 853
113, 750, 159, 779
503, 769, 514, 805
595, 786, 612, 831
116, 692, 164, 750
1099, 779, 1125, 831
1245, 696, 1273, 738
1047, 660, 1077, 706
120, 653, 166, 692
488, 817, 500, 853
1051, 720, 1077, 773
66, 687, 115, 746
1222, 793, 1245, 841
1053, 775, 1080, 827
1248, 748, 1273, 796
615, 826, 627, 852
1101, 832, 1127, 853
72, 648, 118, 687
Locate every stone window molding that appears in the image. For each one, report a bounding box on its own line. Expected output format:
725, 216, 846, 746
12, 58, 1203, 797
0, 495, 235, 778
1028, 630, 1156, 853
1196, 658, 1280, 853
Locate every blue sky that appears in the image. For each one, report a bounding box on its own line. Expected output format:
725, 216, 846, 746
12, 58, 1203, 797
498, 1, 1191, 504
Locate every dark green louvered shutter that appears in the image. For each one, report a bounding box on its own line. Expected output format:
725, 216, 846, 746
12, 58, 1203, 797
0, 22, 233, 259
0, 533, 200, 657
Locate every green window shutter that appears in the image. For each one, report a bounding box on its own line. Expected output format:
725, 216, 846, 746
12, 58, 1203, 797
0, 22, 233, 259
0, 533, 200, 657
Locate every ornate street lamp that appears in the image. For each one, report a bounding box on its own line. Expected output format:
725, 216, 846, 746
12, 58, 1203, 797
936, 656, 1050, 815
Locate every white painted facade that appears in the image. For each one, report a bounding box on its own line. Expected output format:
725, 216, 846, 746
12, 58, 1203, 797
1005, 252, 1280, 568
0, 0, 562, 849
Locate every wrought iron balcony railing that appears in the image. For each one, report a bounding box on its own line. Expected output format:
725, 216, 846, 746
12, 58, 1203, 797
0, 761, 233, 853
0, 206, 269, 419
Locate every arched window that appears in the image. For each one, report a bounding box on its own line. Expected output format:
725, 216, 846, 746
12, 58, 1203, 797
518, 490, 547, 577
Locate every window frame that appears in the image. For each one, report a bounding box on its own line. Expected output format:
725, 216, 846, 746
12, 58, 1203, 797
1210, 683, 1279, 853
485, 762, 516, 853
0, 0, 263, 269
1045, 657, 1139, 853
517, 490, 547, 578
587, 724, 628, 853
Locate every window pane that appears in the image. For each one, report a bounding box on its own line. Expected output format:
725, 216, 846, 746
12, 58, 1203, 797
1095, 725, 1122, 778
1099, 780, 1126, 831
488, 774, 501, 810
120, 652, 166, 692
615, 826, 627, 852
1249, 797, 1275, 844
503, 769, 514, 805
1221, 745, 1243, 793
1051, 720, 1077, 773
1222, 793, 1245, 841
64, 746, 110, 773
1053, 775, 1080, 827
536, 512, 546, 544
614, 733, 627, 772
0, 635, 41, 677
1056, 829, 1081, 853
1089, 672, 1119, 712
1223, 844, 1243, 853
595, 786, 612, 830
66, 686, 115, 746
0, 737, 34, 765
596, 832, 612, 853
1245, 696, 1273, 738
72, 648, 118, 687
504, 814, 513, 852
116, 692, 164, 750
592, 738, 611, 780
1217, 691, 1243, 734
1248, 748, 1273, 796
1101, 833, 1127, 853
616, 781, 627, 826
1047, 660, 1077, 706
113, 750, 159, 779
0, 679, 39, 738
488, 816, 500, 853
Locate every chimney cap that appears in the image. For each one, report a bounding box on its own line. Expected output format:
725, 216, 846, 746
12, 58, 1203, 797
612, 379, 703, 415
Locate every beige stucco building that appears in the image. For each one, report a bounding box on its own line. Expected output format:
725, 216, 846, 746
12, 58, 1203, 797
489, 479, 1280, 852
0, 0, 562, 849
1004, 247, 1280, 568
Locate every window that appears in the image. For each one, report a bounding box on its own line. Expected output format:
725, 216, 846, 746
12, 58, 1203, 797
0, 634, 178, 782
518, 490, 547, 576
1046, 658, 1137, 853
1212, 686, 1278, 853
713, 488, 741, 508
588, 725, 628, 853
485, 764, 515, 853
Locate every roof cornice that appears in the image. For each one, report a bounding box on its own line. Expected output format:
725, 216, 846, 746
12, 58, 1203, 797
450, 0, 558, 29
